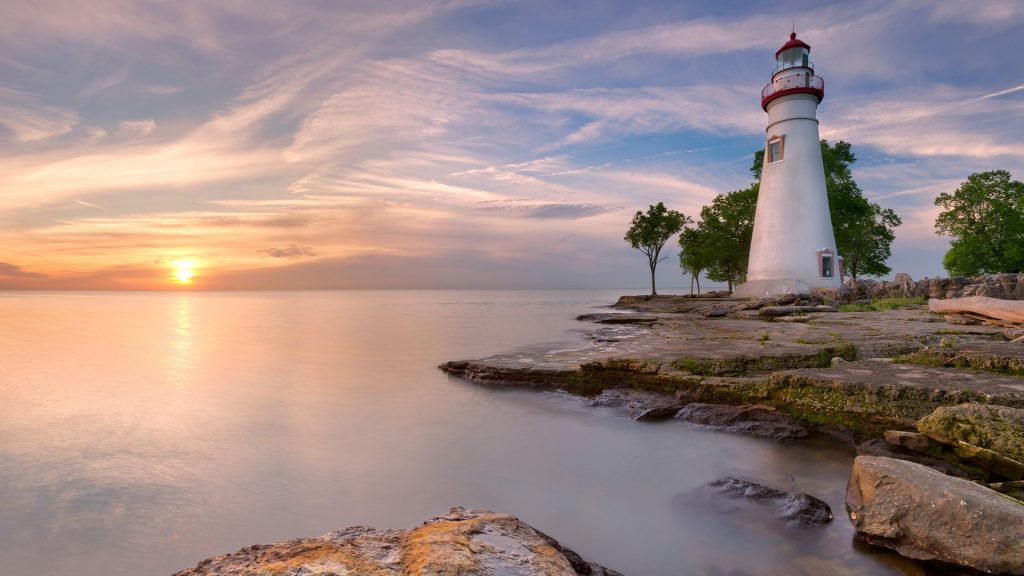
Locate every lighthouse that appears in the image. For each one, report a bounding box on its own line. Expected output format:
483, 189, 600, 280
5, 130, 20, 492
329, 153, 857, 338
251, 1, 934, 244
734, 32, 841, 298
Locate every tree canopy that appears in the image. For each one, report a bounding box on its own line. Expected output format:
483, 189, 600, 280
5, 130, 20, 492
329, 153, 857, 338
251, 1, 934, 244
934, 170, 1024, 276
678, 185, 758, 292
624, 202, 689, 295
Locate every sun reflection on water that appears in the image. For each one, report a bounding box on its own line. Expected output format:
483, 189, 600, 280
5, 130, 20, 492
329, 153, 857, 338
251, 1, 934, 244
167, 295, 194, 390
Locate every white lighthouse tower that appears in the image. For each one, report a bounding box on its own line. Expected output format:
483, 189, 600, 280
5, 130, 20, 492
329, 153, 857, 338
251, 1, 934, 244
734, 32, 841, 298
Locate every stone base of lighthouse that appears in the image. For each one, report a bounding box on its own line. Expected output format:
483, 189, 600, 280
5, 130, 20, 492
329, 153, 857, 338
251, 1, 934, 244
733, 277, 841, 299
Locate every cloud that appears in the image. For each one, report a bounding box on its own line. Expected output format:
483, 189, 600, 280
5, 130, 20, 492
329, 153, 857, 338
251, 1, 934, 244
142, 84, 185, 95
824, 84, 1024, 158
478, 202, 613, 220
0, 87, 79, 142
929, 0, 1024, 24
0, 262, 47, 278
261, 245, 316, 259
74, 199, 108, 210
117, 119, 156, 137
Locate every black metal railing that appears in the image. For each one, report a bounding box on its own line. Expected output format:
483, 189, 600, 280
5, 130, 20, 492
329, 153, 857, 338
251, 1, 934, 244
761, 74, 824, 104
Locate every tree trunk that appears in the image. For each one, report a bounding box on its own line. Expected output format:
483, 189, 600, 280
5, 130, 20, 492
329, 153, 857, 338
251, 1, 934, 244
727, 279, 733, 292
650, 262, 657, 296
689, 274, 695, 296
696, 274, 701, 295
929, 296, 1024, 323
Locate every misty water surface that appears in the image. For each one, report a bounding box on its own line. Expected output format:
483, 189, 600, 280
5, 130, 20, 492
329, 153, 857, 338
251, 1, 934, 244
0, 290, 923, 575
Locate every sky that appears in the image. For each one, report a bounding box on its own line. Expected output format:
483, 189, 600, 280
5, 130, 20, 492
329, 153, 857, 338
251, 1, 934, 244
1, 0, 1023, 290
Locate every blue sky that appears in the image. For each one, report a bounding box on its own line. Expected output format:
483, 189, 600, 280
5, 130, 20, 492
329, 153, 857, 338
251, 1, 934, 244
1, 0, 1022, 289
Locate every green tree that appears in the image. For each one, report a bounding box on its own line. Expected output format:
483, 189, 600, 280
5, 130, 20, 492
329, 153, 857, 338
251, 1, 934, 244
683, 185, 758, 292
934, 170, 1024, 276
753, 140, 900, 278
678, 227, 714, 295
624, 202, 690, 295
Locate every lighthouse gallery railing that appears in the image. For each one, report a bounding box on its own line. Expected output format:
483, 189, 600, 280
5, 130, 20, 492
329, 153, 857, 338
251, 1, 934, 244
761, 74, 824, 107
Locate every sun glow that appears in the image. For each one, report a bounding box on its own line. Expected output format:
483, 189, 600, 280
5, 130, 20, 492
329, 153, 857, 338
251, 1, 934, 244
171, 259, 197, 284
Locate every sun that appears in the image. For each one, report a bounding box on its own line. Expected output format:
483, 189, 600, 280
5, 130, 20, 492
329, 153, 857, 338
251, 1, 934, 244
171, 259, 197, 284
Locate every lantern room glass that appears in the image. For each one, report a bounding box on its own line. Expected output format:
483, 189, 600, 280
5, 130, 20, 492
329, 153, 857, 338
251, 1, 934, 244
777, 47, 809, 70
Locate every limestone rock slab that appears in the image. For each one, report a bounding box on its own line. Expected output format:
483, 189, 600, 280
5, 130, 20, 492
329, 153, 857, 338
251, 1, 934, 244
846, 456, 1024, 575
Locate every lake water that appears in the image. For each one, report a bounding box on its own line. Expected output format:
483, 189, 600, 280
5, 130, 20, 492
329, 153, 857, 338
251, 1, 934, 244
0, 290, 923, 575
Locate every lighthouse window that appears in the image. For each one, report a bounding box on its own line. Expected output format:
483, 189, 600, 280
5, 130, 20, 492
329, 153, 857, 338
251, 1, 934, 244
817, 249, 835, 278
767, 135, 784, 163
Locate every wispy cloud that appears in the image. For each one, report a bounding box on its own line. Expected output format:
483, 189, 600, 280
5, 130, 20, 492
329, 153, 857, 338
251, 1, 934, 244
0, 87, 78, 141
261, 245, 316, 259
117, 119, 156, 137
74, 199, 108, 211
0, 262, 47, 278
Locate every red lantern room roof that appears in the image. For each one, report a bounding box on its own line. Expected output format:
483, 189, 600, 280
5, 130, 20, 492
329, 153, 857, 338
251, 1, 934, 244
775, 32, 810, 58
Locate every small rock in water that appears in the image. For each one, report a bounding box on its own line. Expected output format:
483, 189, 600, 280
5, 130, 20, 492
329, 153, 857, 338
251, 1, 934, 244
588, 389, 682, 421
675, 403, 808, 441
678, 476, 833, 530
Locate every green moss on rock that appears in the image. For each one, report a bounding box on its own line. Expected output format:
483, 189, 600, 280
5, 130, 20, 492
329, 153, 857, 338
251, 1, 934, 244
917, 404, 1024, 463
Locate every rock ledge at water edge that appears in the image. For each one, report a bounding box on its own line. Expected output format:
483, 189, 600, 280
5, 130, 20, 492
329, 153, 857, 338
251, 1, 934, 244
173, 507, 622, 576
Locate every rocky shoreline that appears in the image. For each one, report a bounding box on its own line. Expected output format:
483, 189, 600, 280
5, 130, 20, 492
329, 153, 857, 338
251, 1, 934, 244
440, 293, 1024, 575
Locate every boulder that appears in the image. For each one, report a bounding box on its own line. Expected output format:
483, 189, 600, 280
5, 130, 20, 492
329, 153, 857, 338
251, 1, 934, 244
675, 403, 809, 441
587, 389, 682, 421
680, 477, 832, 529
917, 403, 1024, 463
883, 430, 941, 454
889, 273, 915, 298
948, 440, 1024, 481
880, 429, 1019, 481
990, 480, 1024, 502
173, 507, 621, 576
846, 456, 1024, 574
857, 438, 986, 481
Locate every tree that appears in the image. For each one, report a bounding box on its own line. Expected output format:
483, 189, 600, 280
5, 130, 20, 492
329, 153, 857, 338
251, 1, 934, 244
753, 140, 901, 278
934, 170, 1024, 276
678, 227, 714, 295
681, 185, 758, 292
624, 202, 689, 295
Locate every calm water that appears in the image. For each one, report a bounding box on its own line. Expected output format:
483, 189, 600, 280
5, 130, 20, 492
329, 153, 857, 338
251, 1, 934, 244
0, 290, 920, 575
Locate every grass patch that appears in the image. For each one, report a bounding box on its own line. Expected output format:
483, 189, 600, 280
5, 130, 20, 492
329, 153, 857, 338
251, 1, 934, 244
839, 296, 927, 312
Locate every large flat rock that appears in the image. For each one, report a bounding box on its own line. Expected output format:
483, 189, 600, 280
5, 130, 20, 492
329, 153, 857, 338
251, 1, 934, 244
770, 360, 1024, 431
903, 341, 1024, 375
846, 456, 1024, 574
441, 308, 1024, 438
173, 507, 621, 576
